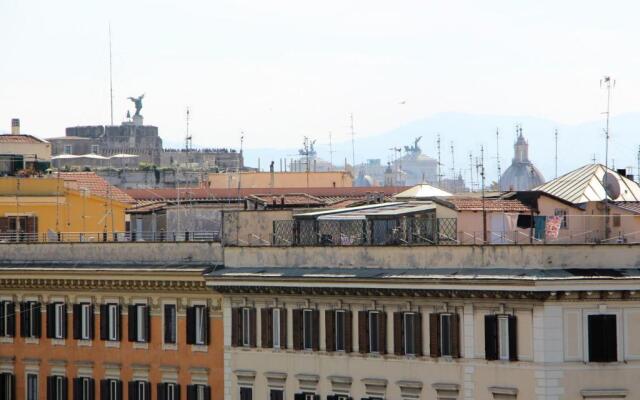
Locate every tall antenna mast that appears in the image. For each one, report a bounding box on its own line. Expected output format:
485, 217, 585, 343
495, 128, 501, 183
185, 107, 192, 163
554, 128, 558, 179
450, 141, 455, 181
108, 23, 114, 125
477, 146, 486, 243
468, 152, 474, 192
350, 113, 355, 169
601, 75, 615, 239
436, 134, 442, 186
328, 132, 334, 171
637, 145, 640, 184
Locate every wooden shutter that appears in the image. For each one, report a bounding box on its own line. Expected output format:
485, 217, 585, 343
186, 385, 196, 400
105, 306, 114, 341
292, 309, 302, 350
414, 312, 423, 356
128, 381, 137, 400
293, 394, 304, 400
261, 308, 271, 348
46, 303, 55, 338
0, 217, 8, 232
508, 315, 518, 361
429, 313, 440, 357
203, 386, 211, 400
231, 308, 240, 347
603, 314, 617, 362
484, 315, 498, 360
100, 380, 109, 400
358, 311, 368, 354
89, 379, 95, 400
393, 312, 403, 355
73, 304, 81, 340
325, 310, 335, 352
249, 308, 257, 347
47, 377, 54, 400
62, 304, 68, 339
72, 378, 81, 400
344, 310, 353, 353
0, 303, 5, 337
128, 305, 137, 342
157, 383, 165, 400
88, 305, 94, 340
7, 302, 15, 337
174, 385, 180, 400
116, 381, 123, 400
186, 306, 195, 345
62, 377, 68, 400
33, 303, 41, 337
312, 309, 320, 351
378, 311, 387, 355
144, 306, 151, 343
20, 303, 26, 337
203, 307, 210, 345
279, 308, 287, 349
451, 313, 460, 358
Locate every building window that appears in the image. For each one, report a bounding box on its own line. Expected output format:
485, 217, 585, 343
47, 375, 68, 400
326, 309, 351, 353
100, 379, 122, 400
303, 309, 314, 350
261, 307, 286, 350
63, 145, 73, 155
127, 304, 149, 343
404, 313, 416, 355
73, 303, 94, 340
328, 396, 349, 400
0, 373, 14, 400
0, 301, 16, 337
239, 387, 252, 400
358, 310, 386, 355
164, 304, 177, 344
335, 310, 346, 351
484, 314, 517, 361
272, 308, 281, 349
294, 393, 318, 400
47, 302, 67, 339
588, 314, 617, 362
440, 314, 453, 356
157, 383, 179, 400
91, 145, 99, 154
186, 305, 208, 345
73, 377, 94, 400
20, 301, 41, 338
369, 311, 380, 353
612, 214, 621, 228
186, 385, 210, 400
128, 381, 150, 400
394, 311, 423, 356
554, 209, 568, 229
27, 374, 38, 400
269, 389, 283, 400
100, 304, 121, 341
231, 307, 255, 347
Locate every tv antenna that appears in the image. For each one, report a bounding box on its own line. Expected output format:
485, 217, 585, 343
600, 75, 615, 238
495, 128, 501, 182
554, 128, 558, 179
450, 141, 455, 181
350, 113, 356, 168
476, 145, 487, 243
436, 134, 442, 186
108, 23, 114, 125
185, 108, 192, 162
328, 132, 335, 171
468, 152, 474, 192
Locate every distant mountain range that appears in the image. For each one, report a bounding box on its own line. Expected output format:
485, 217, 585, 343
242, 112, 640, 184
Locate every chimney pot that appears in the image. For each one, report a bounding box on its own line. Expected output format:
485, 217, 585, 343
11, 118, 20, 135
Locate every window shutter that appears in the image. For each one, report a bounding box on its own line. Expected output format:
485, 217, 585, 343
414, 312, 423, 357
62, 377, 68, 400
73, 304, 81, 340
261, 308, 270, 348
186, 306, 195, 345
203, 307, 210, 345
292, 309, 302, 350
508, 315, 518, 361
167, 305, 177, 344
128, 305, 136, 342
89, 379, 95, 400
128, 381, 137, 400
20, 303, 27, 337
0, 303, 5, 337
279, 308, 287, 349
174, 384, 180, 400
47, 377, 53, 400
358, 311, 368, 354
100, 380, 109, 400
144, 306, 151, 343
88, 305, 95, 340
62, 304, 68, 339
186, 385, 196, 400
312, 309, 320, 351
72, 378, 81, 400
325, 310, 335, 352
157, 384, 165, 400
603, 314, 617, 362
249, 308, 257, 348
393, 312, 403, 355
7, 302, 15, 337
100, 304, 109, 340
451, 313, 460, 358
344, 310, 352, 353
294, 394, 304, 400
117, 381, 123, 400
203, 386, 211, 400
429, 313, 440, 357
46, 303, 55, 338
10, 374, 16, 400
231, 308, 240, 347
378, 311, 387, 355
484, 315, 498, 360
34, 303, 41, 338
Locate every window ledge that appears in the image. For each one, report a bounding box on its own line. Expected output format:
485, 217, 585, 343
51, 339, 66, 346
24, 338, 39, 345
163, 343, 178, 351
0, 337, 14, 344
77, 340, 92, 347
133, 342, 149, 350
191, 344, 208, 352
105, 340, 120, 348
580, 388, 628, 398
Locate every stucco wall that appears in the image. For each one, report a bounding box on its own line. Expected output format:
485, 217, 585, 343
223, 244, 640, 269
222, 210, 293, 246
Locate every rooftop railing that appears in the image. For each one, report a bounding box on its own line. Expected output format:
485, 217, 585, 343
0, 230, 221, 243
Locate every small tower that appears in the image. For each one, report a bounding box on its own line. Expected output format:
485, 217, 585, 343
384, 162, 395, 187
514, 126, 529, 163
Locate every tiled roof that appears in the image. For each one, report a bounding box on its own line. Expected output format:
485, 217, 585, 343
612, 202, 640, 215
249, 193, 325, 206
56, 172, 136, 204
0, 134, 48, 144
446, 197, 531, 212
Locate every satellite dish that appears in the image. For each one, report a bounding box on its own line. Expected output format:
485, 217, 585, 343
604, 172, 621, 199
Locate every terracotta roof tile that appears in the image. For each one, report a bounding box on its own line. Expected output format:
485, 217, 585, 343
612, 201, 640, 215
57, 172, 136, 204
0, 134, 48, 144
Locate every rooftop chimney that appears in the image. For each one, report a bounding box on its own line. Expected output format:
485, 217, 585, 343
617, 168, 627, 178
11, 119, 20, 135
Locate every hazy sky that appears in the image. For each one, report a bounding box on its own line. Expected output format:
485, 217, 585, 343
2, 0, 639, 152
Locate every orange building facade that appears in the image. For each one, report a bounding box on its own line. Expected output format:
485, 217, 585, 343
0, 264, 223, 400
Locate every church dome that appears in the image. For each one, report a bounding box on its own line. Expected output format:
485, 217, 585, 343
498, 127, 545, 191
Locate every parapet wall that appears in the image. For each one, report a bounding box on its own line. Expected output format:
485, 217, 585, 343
223, 244, 640, 269
0, 242, 223, 264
